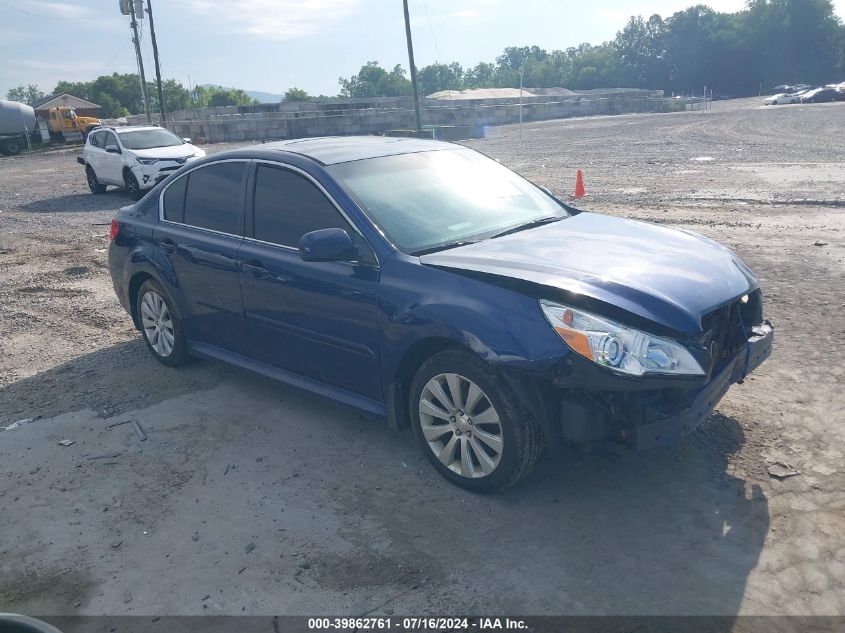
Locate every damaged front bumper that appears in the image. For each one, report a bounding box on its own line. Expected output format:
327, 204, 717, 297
549, 321, 773, 450
633, 322, 773, 449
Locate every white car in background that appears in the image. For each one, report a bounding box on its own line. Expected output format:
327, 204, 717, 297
79, 126, 205, 200
763, 92, 801, 105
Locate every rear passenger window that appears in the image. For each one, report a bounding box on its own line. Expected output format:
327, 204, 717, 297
163, 174, 188, 223
253, 165, 352, 247
89, 131, 103, 148
183, 162, 245, 235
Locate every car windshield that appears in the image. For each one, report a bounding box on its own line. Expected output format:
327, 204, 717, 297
118, 129, 184, 150
328, 148, 568, 254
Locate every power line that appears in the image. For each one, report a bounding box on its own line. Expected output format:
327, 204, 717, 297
420, 0, 442, 62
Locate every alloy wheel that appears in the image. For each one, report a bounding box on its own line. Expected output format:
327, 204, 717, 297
418, 373, 504, 478
140, 290, 175, 357
125, 172, 140, 199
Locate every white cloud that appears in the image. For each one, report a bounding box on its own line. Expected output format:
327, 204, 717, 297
179, 0, 364, 40
40, 2, 98, 19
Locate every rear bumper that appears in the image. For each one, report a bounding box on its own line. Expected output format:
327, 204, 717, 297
634, 322, 773, 449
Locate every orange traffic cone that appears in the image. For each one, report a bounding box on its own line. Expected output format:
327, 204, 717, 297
573, 169, 586, 198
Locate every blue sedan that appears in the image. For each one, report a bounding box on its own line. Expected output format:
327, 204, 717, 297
107, 136, 773, 492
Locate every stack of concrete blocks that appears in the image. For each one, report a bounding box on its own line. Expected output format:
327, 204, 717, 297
127, 89, 670, 143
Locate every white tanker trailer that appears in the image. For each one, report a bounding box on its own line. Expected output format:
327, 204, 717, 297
0, 99, 37, 155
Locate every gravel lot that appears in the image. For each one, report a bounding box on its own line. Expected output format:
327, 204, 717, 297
0, 97, 843, 617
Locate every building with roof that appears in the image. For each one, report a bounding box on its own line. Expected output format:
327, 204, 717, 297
31, 93, 101, 118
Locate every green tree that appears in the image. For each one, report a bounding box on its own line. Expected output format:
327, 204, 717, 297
284, 87, 312, 101
339, 62, 412, 97
615, 15, 668, 88
6, 84, 45, 105
417, 62, 464, 96
464, 62, 496, 88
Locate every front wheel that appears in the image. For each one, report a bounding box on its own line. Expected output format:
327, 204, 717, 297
409, 349, 544, 492
124, 170, 143, 201
137, 279, 189, 366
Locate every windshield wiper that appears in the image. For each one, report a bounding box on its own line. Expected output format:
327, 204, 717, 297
411, 240, 480, 256
490, 216, 563, 239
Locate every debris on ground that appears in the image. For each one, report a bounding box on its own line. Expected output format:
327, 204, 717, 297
57, 439, 75, 447
2, 418, 34, 432
132, 420, 147, 441
813, 240, 829, 246
767, 462, 801, 480
86, 452, 121, 461
245, 542, 256, 554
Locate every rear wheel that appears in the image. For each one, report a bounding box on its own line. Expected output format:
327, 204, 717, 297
1, 140, 22, 155
124, 170, 142, 201
86, 166, 106, 194
409, 349, 544, 492
137, 279, 189, 366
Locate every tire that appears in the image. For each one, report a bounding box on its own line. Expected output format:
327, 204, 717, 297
136, 279, 189, 366
4, 140, 22, 155
86, 166, 106, 194
409, 349, 544, 492
124, 170, 143, 201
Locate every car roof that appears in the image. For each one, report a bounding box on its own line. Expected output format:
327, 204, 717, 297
114, 126, 167, 134
237, 136, 458, 165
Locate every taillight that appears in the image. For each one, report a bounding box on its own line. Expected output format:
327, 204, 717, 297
108, 219, 120, 241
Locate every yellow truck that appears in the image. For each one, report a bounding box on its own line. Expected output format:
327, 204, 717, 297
46, 106, 100, 143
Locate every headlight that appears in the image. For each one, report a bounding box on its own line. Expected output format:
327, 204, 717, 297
539, 300, 705, 376
136, 157, 158, 165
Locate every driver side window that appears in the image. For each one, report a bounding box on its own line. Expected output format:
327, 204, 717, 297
89, 131, 104, 148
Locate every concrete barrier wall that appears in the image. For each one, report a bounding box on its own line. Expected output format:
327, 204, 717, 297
127, 90, 672, 143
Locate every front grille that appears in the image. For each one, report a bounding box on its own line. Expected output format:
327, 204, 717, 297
699, 289, 762, 374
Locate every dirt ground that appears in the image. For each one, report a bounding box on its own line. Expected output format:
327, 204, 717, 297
0, 97, 843, 617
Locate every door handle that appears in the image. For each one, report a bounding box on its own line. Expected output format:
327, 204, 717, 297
242, 259, 269, 278
160, 238, 177, 253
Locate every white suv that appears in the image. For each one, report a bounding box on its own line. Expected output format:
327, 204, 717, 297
80, 126, 205, 200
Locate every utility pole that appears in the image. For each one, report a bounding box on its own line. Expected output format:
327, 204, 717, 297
402, 0, 422, 134
519, 66, 524, 135
145, 0, 166, 125
128, 0, 152, 122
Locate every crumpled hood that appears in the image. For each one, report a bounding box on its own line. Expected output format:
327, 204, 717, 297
420, 212, 758, 333
129, 143, 200, 161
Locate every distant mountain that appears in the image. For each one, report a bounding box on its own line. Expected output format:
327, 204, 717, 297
199, 84, 284, 103
245, 90, 285, 103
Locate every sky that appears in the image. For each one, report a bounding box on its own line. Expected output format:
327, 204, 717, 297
2, 0, 844, 99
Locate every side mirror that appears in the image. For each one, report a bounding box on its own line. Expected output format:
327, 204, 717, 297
105, 144, 121, 154
182, 137, 192, 143
299, 228, 355, 262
